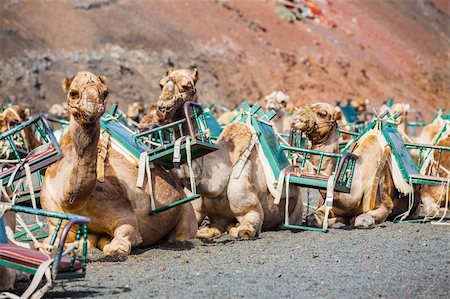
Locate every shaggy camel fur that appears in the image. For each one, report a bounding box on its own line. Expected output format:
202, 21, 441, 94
41, 72, 196, 255
264, 91, 292, 133
157, 68, 303, 239
126, 101, 146, 123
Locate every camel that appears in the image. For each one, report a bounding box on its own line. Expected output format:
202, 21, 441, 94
0, 208, 16, 291
139, 105, 165, 132
126, 101, 147, 123
49, 102, 70, 120
264, 91, 292, 133
290, 103, 341, 176
290, 104, 414, 228
420, 135, 450, 216
40, 71, 197, 256
156, 68, 303, 239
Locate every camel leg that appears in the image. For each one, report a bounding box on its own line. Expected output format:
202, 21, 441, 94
354, 166, 393, 228
288, 194, 304, 225
103, 222, 142, 256
97, 236, 112, 251
166, 203, 197, 243
307, 205, 348, 228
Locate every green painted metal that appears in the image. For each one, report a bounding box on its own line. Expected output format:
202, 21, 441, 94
101, 102, 218, 214
0, 204, 90, 280
149, 194, 201, 215
280, 224, 329, 233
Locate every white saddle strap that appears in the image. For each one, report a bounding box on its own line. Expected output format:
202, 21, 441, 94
137, 152, 156, 211
173, 136, 196, 195
231, 132, 258, 179
24, 164, 39, 225
322, 174, 335, 230
284, 174, 291, 225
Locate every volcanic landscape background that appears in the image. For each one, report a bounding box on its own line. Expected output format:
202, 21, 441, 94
0, 0, 449, 118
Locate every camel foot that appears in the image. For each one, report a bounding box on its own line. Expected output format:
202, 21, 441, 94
196, 224, 224, 239
102, 238, 132, 256
228, 223, 256, 239
306, 213, 322, 228
422, 201, 439, 217
97, 236, 112, 251
354, 214, 375, 228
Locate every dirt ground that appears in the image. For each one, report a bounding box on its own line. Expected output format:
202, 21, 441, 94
11, 222, 448, 299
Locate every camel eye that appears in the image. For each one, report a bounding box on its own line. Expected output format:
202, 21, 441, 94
159, 83, 164, 89
317, 110, 328, 117
69, 90, 79, 99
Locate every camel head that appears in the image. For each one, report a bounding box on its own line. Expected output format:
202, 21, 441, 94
63, 71, 109, 124
290, 103, 341, 143
390, 103, 410, 124
0, 104, 30, 133
157, 68, 199, 117
264, 91, 290, 114
49, 103, 69, 120
126, 101, 146, 122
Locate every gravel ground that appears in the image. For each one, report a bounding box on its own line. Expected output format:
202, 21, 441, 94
13, 221, 445, 299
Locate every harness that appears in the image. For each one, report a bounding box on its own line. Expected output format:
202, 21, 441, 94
159, 72, 197, 102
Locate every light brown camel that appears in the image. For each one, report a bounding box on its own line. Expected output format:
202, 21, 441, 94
126, 101, 146, 122
290, 103, 341, 176
420, 135, 450, 216
139, 105, 165, 132
157, 68, 303, 239
40, 72, 196, 256
290, 107, 415, 228
264, 91, 291, 133
49, 103, 70, 120
0, 208, 16, 291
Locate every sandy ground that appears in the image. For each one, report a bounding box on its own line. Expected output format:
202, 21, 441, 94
11, 221, 449, 299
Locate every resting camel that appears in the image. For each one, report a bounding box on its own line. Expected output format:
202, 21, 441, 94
156, 68, 303, 239
126, 101, 146, 123
291, 105, 414, 228
40, 72, 196, 256
420, 135, 450, 216
49, 103, 70, 120
0, 208, 16, 291
264, 91, 292, 133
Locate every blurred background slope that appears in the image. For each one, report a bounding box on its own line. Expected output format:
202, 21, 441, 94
0, 0, 448, 117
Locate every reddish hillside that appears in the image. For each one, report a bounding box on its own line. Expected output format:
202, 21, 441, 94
0, 0, 448, 118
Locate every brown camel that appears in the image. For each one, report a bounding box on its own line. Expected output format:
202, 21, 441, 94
40, 72, 196, 255
157, 68, 303, 239
420, 135, 450, 216
290, 106, 413, 228
264, 91, 292, 133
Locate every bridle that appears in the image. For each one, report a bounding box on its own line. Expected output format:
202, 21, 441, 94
159, 72, 197, 103
66, 80, 107, 110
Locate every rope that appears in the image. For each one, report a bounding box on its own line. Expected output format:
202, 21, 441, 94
430, 178, 450, 226
393, 178, 415, 223
322, 174, 335, 230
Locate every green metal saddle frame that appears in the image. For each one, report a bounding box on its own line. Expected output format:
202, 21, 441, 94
342, 112, 450, 187
100, 102, 218, 214
0, 114, 63, 204
239, 102, 358, 194
0, 204, 90, 280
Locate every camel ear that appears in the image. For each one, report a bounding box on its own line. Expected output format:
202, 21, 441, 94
334, 107, 342, 121
166, 67, 174, 76
191, 68, 199, 84
62, 77, 72, 93
24, 108, 30, 118
98, 75, 107, 85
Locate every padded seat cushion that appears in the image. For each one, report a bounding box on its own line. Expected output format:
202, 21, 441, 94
0, 243, 81, 272
0, 147, 56, 177
285, 170, 329, 180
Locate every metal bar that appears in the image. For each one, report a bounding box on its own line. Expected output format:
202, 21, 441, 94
280, 224, 328, 233
149, 194, 201, 215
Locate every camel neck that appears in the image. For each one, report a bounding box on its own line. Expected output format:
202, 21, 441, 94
69, 118, 100, 159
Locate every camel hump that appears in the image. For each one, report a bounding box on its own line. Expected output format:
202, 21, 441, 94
220, 122, 254, 165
